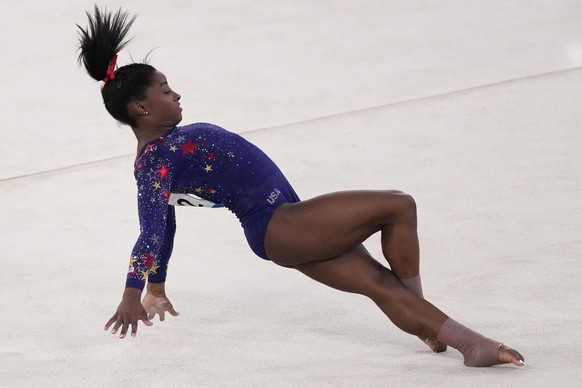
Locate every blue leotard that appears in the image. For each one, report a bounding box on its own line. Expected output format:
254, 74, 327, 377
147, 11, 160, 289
125, 123, 300, 289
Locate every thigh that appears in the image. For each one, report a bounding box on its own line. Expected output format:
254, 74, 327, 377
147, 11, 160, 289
265, 190, 413, 265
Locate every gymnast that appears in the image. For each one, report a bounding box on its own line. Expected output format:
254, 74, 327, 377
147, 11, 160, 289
77, 7, 524, 367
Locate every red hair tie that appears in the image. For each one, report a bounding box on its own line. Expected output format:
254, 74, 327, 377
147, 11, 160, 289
103, 54, 118, 83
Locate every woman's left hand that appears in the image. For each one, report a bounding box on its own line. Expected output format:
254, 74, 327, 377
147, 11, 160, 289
142, 282, 180, 321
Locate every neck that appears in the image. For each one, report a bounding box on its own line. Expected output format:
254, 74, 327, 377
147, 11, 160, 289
132, 124, 174, 154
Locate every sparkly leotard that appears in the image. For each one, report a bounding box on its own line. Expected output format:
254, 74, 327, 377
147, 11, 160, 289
126, 123, 300, 289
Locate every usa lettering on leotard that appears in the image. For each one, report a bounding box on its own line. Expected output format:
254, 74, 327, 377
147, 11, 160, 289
267, 188, 281, 204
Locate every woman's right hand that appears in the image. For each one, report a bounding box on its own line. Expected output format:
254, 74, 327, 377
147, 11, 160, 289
104, 288, 153, 338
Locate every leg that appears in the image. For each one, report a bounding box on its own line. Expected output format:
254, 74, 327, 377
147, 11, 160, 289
292, 244, 448, 339
287, 246, 524, 367
266, 190, 418, 271
265, 190, 445, 350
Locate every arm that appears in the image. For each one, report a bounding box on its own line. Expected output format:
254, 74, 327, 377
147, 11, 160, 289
142, 207, 180, 320
106, 145, 176, 337
111, 231, 179, 333
146, 205, 176, 285
126, 147, 174, 290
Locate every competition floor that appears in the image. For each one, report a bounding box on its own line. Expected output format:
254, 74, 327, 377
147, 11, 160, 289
1, 1, 581, 387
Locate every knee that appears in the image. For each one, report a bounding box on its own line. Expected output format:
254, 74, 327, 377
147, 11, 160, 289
384, 190, 417, 222
399, 191, 417, 213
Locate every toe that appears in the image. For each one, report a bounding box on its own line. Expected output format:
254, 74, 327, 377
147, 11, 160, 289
498, 345, 525, 366
422, 337, 448, 353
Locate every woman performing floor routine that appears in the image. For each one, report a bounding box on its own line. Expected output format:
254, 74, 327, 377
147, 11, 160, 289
77, 7, 524, 367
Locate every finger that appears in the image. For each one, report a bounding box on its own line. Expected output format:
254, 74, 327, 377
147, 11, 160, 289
105, 315, 118, 330
131, 321, 138, 338
111, 320, 122, 334
140, 312, 154, 327
168, 306, 180, 316
119, 322, 130, 339
147, 312, 155, 320
159, 311, 165, 321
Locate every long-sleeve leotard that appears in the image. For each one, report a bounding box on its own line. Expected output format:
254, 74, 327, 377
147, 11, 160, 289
125, 123, 299, 289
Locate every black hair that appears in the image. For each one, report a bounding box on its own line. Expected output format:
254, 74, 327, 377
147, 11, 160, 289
77, 6, 157, 126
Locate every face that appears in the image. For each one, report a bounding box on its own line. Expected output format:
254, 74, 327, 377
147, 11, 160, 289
138, 71, 183, 127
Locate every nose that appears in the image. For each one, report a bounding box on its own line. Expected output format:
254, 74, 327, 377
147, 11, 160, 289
175, 92, 181, 101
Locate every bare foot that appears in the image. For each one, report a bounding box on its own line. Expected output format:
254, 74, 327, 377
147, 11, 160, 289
419, 336, 447, 353
498, 345, 525, 367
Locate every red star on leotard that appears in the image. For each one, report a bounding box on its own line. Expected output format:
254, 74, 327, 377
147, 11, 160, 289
208, 153, 215, 161
156, 164, 170, 179
144, 144, 155, 154
181, 140, 199, 156
143, 253, 155, 268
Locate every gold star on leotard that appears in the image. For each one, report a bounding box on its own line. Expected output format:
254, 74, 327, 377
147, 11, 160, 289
204, 164, 213, 173
169, 145, 178, 152
153, 182, 161, 190
150, 264, 160, 275
140, 269, 150, 281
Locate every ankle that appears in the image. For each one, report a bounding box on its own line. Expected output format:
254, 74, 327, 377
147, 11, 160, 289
437, 318, 502, 367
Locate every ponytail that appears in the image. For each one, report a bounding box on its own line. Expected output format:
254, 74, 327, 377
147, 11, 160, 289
77, 6, 135, 82
77, 6, 157, 127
